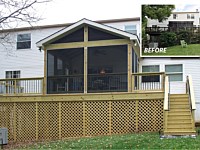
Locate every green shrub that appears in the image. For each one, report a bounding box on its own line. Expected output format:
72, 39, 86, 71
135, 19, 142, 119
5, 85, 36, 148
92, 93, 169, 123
160, 32, 177, 47
177, 30, 191, 44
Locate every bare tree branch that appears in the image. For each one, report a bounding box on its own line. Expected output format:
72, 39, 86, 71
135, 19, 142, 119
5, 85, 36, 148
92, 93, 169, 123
0, 0, 51, 53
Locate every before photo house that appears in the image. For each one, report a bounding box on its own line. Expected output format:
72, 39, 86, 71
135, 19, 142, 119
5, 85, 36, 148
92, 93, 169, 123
142, 4, 200, 56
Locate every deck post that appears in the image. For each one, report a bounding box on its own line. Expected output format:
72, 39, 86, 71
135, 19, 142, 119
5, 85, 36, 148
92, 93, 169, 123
35, 102, 38, 141
58, 102, 62, 139
13, 103, 17, 142
83, 101, 86, 136
84, 26, 88, 93
128, 44, 132, 92
109, 101, 112, 135
135, 100, 139, 132
43, 48, 47, 95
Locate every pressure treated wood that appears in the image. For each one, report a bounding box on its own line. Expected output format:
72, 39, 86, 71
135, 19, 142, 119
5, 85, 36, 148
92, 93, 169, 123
164, 94, 196, 136
0, 92, 164, 142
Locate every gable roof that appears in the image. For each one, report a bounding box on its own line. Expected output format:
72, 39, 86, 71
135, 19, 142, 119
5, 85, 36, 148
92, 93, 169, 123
36, 18, 139, 48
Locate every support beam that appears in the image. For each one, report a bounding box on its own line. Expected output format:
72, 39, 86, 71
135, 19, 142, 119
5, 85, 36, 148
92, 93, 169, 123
128, 44, 132, 92
46, 39, 130, 50
43, 48, 47, 95
84, 26, 88, 93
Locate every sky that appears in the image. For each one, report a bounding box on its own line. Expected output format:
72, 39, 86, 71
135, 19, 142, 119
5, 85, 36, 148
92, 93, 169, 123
35, 0, 200, 26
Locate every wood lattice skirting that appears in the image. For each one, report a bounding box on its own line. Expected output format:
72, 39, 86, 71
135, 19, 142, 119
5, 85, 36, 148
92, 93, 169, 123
0, 92, 164, 142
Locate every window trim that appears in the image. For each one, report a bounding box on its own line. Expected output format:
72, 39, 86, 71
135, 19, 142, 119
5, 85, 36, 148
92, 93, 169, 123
16, 33, 31, 50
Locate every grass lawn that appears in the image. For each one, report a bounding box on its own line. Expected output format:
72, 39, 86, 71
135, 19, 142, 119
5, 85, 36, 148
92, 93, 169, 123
13, 132, 200, 149
142, 44, 200, 56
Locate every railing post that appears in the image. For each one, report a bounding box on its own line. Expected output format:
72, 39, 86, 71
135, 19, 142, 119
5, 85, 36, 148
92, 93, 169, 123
14, 79, 17, 94
131, 75, 134, 92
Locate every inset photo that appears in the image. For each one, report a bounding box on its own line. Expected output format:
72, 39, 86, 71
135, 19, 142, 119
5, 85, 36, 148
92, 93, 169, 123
142, 4, 200, 56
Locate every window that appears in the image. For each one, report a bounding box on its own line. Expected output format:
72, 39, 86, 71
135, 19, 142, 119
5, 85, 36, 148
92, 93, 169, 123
142, 65, 159, 82
17, 33, 31, 49
6, 70, 20, 79
173, 14, 177, 19
191, 14, 195, 19
187, 14, 191, 19
165, 64, 183, 81
5, 71, 21, 86
125, 25, 137, 34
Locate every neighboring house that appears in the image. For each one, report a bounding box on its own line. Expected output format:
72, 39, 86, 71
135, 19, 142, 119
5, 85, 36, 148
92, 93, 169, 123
147, 10, 200, 28
145, 10, 200, 47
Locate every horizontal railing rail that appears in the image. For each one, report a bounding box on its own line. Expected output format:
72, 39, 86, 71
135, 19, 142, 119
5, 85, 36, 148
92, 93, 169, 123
0, 77, 44, 95
132, 72, 165, 92
186, 75, 196, 110
186, 75, 196, 129
88, 73, 127, 93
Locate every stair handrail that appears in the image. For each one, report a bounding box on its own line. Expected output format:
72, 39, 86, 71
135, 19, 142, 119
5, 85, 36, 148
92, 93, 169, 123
164, 76, 170, 111
186, 75, 196, 111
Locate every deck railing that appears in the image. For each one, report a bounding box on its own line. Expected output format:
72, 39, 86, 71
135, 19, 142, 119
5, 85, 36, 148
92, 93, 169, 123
88, 73, 127, 93
0, 77, 44, 95
132, 72, 165, 92
186, 75, 196, 128
47, 75, 84, 94
0, 72, 166, 96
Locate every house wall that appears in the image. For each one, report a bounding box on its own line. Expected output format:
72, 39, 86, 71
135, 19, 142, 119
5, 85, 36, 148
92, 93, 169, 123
105, 20, 140, 37
0, 27, 63, 79
147, 12, 200, 27
0, 20, 140, 80
141, 57, 200, 121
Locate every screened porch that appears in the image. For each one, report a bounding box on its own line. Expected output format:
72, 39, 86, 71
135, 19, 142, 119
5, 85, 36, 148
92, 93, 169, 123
47, 45, 138, 94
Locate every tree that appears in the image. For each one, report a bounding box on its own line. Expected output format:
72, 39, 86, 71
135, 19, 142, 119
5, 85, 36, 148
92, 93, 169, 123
0, 0, 51, 50
142, 5, 175, 24
142, 5, 175, 47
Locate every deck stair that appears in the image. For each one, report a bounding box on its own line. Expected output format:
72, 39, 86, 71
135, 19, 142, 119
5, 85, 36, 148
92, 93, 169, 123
164, 94, 196, 136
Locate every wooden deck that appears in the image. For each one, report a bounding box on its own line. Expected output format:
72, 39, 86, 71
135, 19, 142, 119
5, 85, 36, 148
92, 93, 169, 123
0, 92, 164, 142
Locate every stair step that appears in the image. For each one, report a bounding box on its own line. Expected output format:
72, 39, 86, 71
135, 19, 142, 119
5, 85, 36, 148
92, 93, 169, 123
168, 120, 192, 124
168, 112, 191, 116
169, 97, 189, 102
167, 116, 192, 120
167, 124, 193, 129
170, 101, 189, 105
164, 130, 196, 136
170, 105, 190, 109
170, 94, 188, 98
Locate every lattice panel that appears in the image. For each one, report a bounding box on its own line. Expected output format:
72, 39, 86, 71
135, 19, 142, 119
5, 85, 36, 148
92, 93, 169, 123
61, 102, 83, 138
138, 100, 163, 132
16, 103, 36, 141
0, 103, 14, 141
38, 102, 59, 140
85, 101, 109, 136
112, 101, 136, 134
